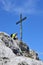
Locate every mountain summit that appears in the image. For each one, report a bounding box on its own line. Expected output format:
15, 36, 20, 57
0, 32, 43, 65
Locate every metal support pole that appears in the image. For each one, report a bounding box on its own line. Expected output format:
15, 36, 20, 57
20, 14, 22, 41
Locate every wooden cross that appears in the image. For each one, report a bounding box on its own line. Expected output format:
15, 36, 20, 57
16, 14, 27, 41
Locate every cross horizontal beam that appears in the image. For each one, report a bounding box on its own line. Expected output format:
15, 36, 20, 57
16, 17, 27, 25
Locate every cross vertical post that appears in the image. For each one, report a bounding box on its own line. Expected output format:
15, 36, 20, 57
20, 14, 22, 41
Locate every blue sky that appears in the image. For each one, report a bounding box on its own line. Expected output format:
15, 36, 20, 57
0, 0, 43, 60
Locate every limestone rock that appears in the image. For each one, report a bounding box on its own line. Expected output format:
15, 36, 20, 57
29, 49, 39, 60
0, 39, 15, 58
18, 61, 28, 65
0, 32, 42, 65
0, 32, 22, 56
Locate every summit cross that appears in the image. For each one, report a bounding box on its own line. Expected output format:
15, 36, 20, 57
16, 14, 27, 41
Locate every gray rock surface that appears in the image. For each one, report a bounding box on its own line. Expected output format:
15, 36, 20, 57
0, 32, 43, 65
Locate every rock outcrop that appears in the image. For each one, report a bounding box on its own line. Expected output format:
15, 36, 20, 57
0, 32, 43, 65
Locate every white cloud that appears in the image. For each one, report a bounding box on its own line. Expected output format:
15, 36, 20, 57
0, 0, 43, 14
0, 0, 15, 12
